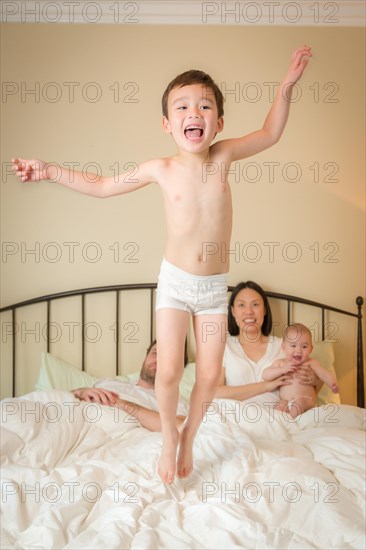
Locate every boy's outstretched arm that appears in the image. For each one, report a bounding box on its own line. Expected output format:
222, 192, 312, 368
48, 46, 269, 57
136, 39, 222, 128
11, 157, 159, 197
216, 45, 312, 163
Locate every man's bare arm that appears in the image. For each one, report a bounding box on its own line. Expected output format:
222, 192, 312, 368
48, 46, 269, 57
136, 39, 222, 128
116, 398, 185, 432
72, 387, 118, 405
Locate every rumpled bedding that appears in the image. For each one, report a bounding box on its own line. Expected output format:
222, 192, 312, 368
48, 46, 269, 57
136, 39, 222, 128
1, 390, 365, 549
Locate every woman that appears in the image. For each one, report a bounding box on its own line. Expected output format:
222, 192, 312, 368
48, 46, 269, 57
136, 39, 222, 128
215, 281, 320, 405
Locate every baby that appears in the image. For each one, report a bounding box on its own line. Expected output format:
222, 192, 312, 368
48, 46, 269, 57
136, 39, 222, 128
262, 323, 339, 417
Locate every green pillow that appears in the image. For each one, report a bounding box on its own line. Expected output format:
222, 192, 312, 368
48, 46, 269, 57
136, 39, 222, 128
35, 352, 98, 392
35, 352, 194, 397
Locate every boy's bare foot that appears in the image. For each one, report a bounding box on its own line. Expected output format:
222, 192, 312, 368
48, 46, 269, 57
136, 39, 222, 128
177, 430, 193, 479
158, 428, 179, 484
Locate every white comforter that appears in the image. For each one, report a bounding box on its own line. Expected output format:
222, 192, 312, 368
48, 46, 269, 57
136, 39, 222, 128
1, 391, 365, 549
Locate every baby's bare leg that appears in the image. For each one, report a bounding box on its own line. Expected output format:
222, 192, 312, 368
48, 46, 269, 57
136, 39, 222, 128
277, 395, 316, 419
177, 313, 226, 478
156, 308, 189, 484
275, 399, 290, 412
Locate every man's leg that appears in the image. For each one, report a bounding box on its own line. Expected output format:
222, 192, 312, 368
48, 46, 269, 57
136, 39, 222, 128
177, 313, 226, 478
155, 307, 189, 484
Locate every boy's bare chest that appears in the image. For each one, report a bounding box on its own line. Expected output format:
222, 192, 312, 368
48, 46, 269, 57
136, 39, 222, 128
161, 169, 230, 206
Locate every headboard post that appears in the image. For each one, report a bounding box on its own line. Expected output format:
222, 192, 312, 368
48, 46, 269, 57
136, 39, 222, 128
356, 296, 364, 408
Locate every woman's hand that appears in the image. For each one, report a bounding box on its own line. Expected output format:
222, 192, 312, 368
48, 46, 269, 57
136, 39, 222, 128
264, 375, 292, 392
292, 364, 320, 387
72, 387, 119, 405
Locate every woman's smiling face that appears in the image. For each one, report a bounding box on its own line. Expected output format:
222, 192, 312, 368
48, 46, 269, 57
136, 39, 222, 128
231, 288, 266, 339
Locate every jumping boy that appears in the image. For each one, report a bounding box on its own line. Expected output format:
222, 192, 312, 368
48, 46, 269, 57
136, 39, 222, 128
12, 45, 312, 484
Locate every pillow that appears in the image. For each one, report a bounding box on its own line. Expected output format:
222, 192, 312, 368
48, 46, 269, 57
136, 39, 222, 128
311, 341, 341, 406
35, 352, 98, 392
35, 353, 194, 399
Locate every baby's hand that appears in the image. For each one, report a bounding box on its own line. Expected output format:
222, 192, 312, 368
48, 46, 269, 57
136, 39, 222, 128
285, 45, 312, 84
331, 382, 340, 394
12, 158, 50, 182
281, 364, 296, 374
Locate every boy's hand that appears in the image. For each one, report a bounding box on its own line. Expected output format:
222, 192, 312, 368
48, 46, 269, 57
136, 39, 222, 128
285, 45, 312, 84
12, 158, 50, 182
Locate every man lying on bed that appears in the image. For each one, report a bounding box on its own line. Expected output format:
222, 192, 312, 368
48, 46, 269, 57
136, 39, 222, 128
72, 341, 188, 432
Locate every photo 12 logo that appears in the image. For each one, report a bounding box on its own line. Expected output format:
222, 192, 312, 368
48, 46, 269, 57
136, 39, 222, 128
1, 2, 140, 24
201, 2, 341, 25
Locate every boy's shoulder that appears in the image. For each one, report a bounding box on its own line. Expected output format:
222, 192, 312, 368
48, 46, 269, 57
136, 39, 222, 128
135, 156, 172, 184
143, 155, 176, 172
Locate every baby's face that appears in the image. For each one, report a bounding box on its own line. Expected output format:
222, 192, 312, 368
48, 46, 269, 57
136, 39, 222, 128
162, 84, 223, 152
283, 328, 313, 365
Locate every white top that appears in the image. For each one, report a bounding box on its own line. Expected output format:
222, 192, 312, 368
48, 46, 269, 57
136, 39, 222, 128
223, 335, 285, 405
94, 378, 189, 417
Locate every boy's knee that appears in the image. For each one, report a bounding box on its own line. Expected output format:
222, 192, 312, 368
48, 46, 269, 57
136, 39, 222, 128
156, 368, 182, 387
196, 369, 221, 389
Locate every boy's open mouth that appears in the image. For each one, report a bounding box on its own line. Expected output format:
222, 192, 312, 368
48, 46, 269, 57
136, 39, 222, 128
184, 125, 204, 139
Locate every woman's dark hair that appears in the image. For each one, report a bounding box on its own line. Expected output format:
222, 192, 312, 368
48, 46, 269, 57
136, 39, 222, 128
228, 281, 273, 337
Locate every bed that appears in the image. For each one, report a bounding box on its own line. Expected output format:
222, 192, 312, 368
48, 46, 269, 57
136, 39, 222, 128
1, 284, 365, 549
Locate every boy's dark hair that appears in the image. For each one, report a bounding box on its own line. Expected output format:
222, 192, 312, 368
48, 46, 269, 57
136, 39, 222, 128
162, 69, 224, 118
228, 281, 273, 337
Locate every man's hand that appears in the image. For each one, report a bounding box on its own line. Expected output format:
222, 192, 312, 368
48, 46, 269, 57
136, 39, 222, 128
12, 158, 50, 182
72, 387, 119, 405
285, 45, 312, 84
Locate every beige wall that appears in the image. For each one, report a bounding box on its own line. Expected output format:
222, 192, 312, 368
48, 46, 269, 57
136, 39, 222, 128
1, 23, 365, 403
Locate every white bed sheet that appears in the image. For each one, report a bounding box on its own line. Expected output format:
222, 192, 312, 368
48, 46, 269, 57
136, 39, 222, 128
1, 390, 365, 549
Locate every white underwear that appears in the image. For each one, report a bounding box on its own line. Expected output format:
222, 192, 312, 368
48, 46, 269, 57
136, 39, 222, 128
156, 258, 228, 316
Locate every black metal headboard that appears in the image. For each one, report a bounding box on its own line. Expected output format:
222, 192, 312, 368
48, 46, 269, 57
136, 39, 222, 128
0, 284, 364, 407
